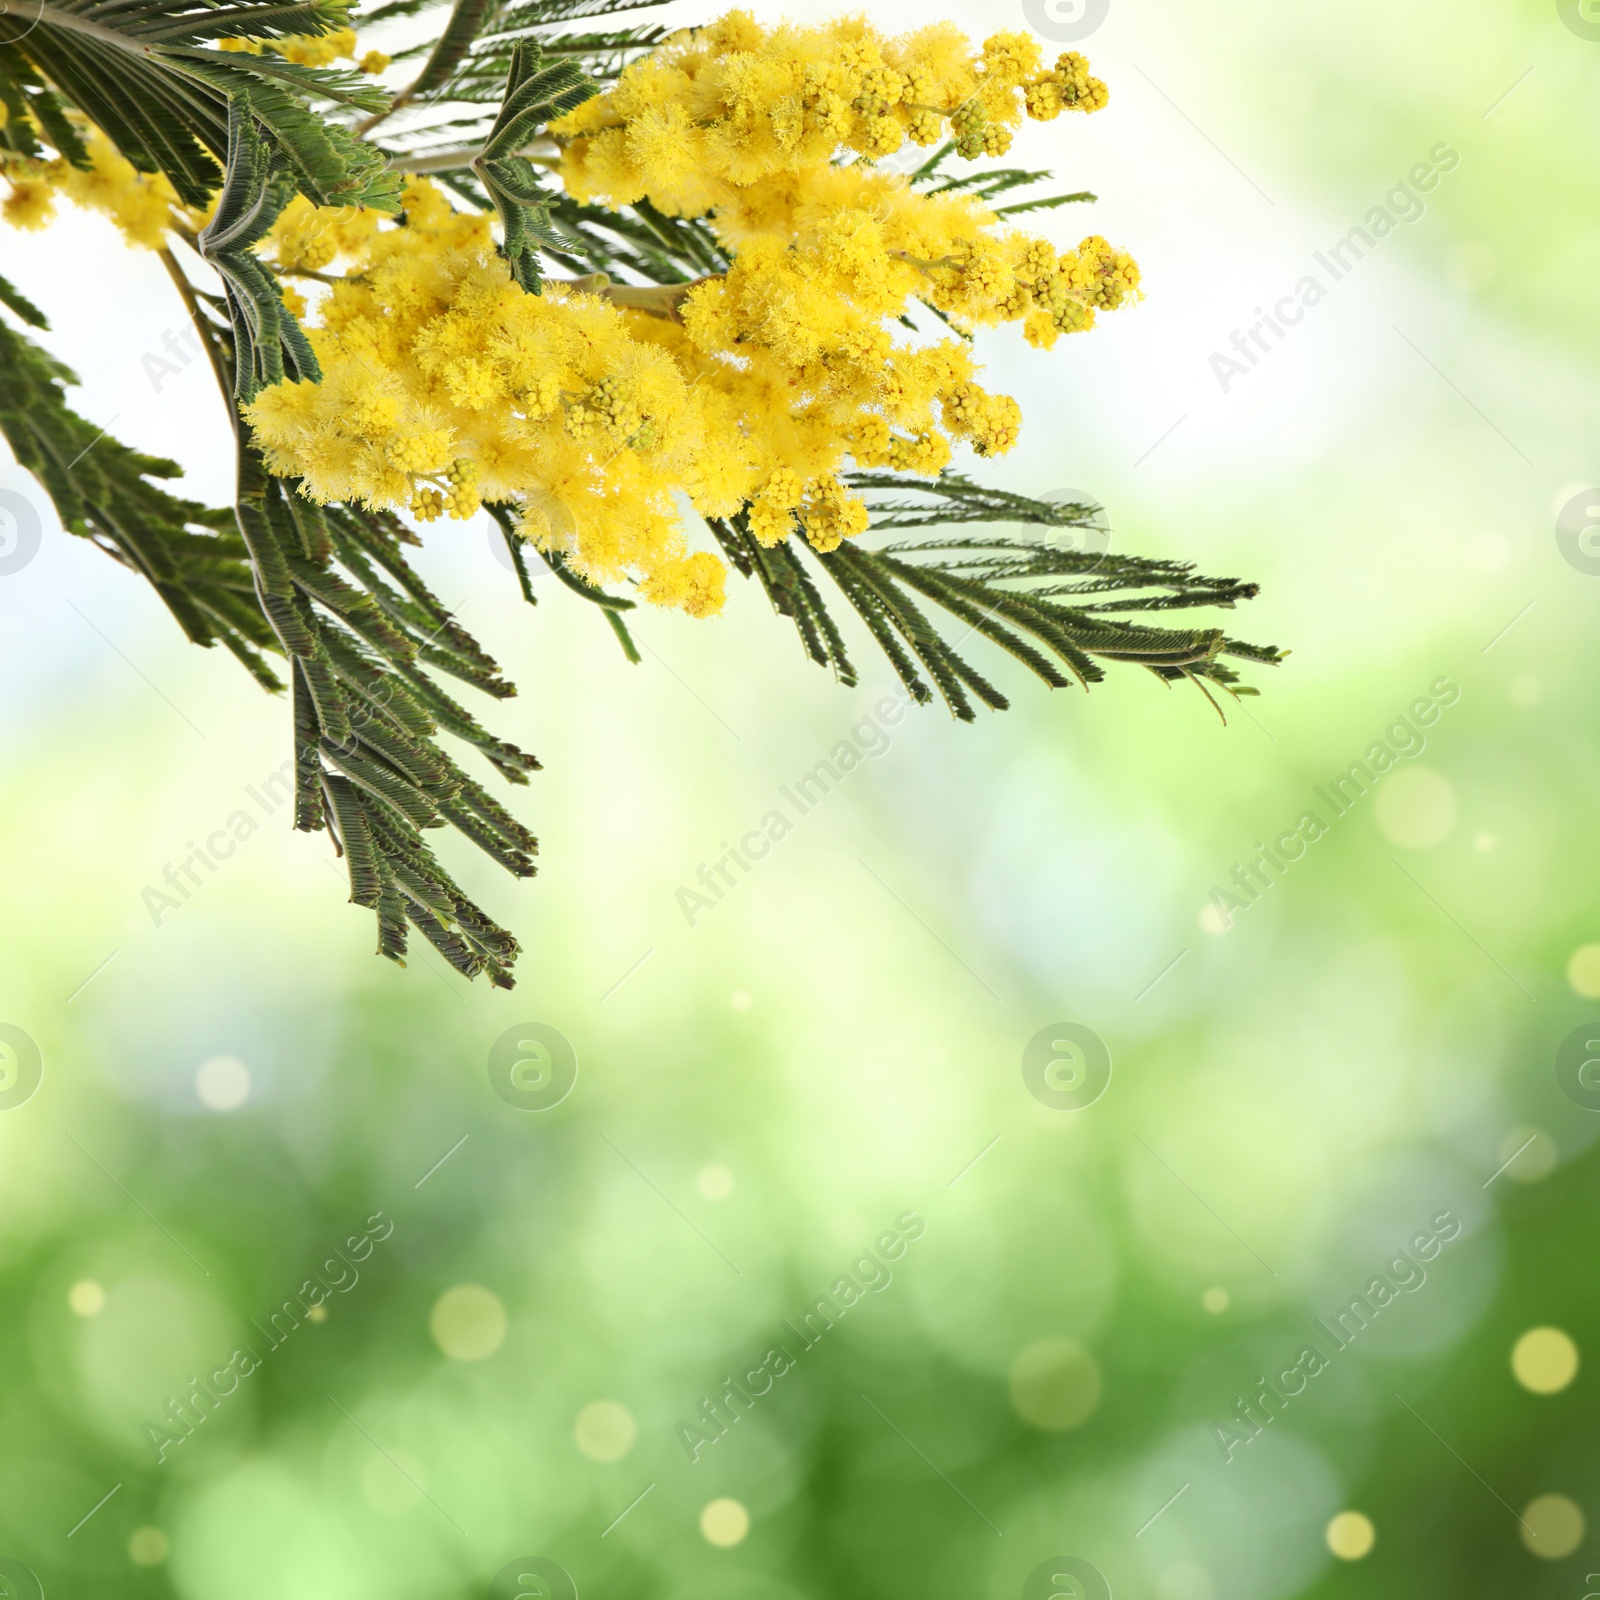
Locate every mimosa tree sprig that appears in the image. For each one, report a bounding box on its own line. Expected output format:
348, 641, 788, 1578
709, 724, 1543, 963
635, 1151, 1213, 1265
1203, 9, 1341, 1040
0, 0, 1281, 986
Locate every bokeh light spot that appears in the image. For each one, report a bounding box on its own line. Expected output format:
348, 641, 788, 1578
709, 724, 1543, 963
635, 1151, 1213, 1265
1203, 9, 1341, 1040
1522, 1494, 1585, 1559
1201, 1286, 1230, 1315
1325, 1510, 1375, 1560
1499, 1127, 1556, 1185
69, 1279, 105, 1316
128, 1527, 168, 1566
1156, 1562, 1214, 1600
1447, 241, 1497, 295
361, 1450, 425, 1515
1567, 944, 1600, 999
696, 1164, 734, 1202
700, 1497, 749, 1547
1008, 1338, 1102, 1431
1513, 1327, 1579, 1395
429, 1285, 507, 1361
575, 1400, 636, 1462
729, 990, 752, 1012
1465, 529, 1509, 572
1374, 767, 1456, 850
195, 1054, 251, 1111
1269, 70, 1315, 117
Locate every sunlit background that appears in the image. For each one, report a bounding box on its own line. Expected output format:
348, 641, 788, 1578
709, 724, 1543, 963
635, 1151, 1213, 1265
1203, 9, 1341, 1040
2, 0, 1599, 1595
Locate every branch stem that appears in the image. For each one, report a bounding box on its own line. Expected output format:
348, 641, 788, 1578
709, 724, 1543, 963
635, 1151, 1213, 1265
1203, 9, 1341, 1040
280, 267, 361, 284
157, 245, 236, 424
890, 249, 960, 273
356, 0, 496, 136
543, 274, 714, 319
387, 137, 558, 175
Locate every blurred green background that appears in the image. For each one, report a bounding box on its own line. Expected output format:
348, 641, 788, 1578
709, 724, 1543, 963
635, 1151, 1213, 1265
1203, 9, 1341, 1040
3, 0, 1600, 1595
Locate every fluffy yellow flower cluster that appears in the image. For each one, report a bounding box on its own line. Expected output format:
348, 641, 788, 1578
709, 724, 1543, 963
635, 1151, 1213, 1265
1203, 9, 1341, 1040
0, 125, 184, 247
555, 12, 1105, 194
242, 16, 1139, 610
651, 160, 1137, 492
246, 182, 747, 615
0, 9, 1115, 618
542, 15, 1139, 550
219, 27, 389, 73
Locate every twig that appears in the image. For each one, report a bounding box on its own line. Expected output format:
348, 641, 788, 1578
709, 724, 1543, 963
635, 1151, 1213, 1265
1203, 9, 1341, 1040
156, 246, 236, 421
386, 140, 559, 175
542, 272, 714, 320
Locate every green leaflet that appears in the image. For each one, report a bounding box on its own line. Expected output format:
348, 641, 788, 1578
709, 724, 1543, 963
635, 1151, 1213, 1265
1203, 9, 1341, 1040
0, 311, 282, 688
0, 0, 399, 211
0, 0, 1282, 986
233, 456, 541, 986
200, 100, 323, 399
710, 476, 1284, 722
0, 269, 49, 330
475, 41, 596, 291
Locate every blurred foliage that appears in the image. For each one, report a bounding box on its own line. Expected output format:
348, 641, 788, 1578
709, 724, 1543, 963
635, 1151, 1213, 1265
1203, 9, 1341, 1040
2, 0, 1600, 1597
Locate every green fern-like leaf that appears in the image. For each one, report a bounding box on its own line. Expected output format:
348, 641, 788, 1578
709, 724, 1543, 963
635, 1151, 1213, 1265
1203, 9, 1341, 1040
0, 0, 1282, 985
710, 476, 1282, 722
0, 311, 283, 688
0, 0, 399, 210
233, 455, 541, 984
199, 99, 324, 398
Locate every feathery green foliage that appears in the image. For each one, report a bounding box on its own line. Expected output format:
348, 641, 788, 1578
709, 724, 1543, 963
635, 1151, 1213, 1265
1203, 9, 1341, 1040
708, 472, 1280, 722
0, 309, 282, 687
0, 265, 48, 328
200, 100, 323, 398
0, 0, 401, 210
231, 453, 539, 984
472, 39, 596, 290
0, 0, 1282, 985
